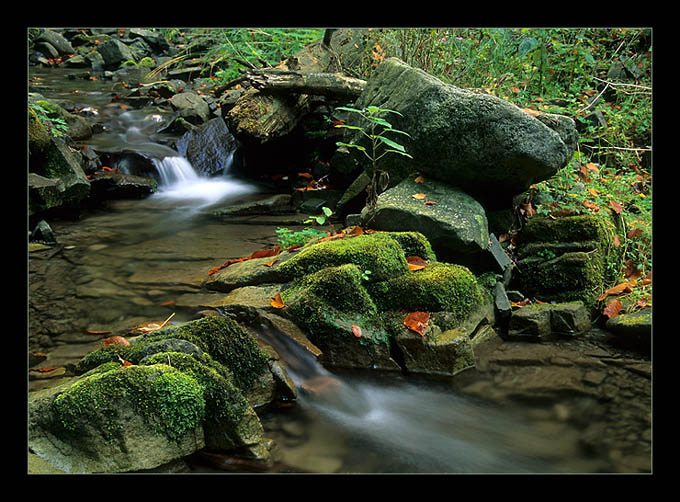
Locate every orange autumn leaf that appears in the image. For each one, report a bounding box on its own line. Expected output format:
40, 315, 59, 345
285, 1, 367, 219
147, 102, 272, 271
406, 256, 429, 271
270, 293, 286, 309
603, 299, 623, 319
412, 193, 427, 200
585, 162, 600, 173
414, 175, 425, 183
404, 311, 430, 336
523, 107, 540, 117
346, 226, 364, 236
609, 200, 624, 214
424, 200, 437, 205
613, 234, 621, 248
250, 246, 281, 259
117, 354, 133, 368
583, 200, 600, 212
351, 324, 363, 338
102, 335, 130, 347
264, 256, 279, 267
85, 329, 112, 335
597, 282, 633, 301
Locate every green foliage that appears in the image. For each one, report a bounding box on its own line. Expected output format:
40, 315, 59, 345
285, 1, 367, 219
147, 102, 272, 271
304, 206, 333, 225
29, 101, 68, 138
275, 226, 328, 248
335, 105, 412, 209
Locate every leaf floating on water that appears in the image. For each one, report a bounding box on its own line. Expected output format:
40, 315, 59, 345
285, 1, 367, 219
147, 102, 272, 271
406, 256, 429, 271
351, 324, 363, 338
102, 335, 131, 347
270, 293, 286, 309
404, 311, 430, 336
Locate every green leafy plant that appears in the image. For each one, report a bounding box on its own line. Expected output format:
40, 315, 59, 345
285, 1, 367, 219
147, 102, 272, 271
30, 101, 68, 138
335, 105, 412, 210
304, 206, 333, 226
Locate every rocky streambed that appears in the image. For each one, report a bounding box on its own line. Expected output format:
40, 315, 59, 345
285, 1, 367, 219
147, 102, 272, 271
28, 28, 651, 474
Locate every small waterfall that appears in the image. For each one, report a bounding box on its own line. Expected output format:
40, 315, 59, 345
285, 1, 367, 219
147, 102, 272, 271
151, 155, 253, 209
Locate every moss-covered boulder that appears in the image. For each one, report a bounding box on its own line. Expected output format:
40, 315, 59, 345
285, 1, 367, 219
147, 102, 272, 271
515, 212, 624, 309
29, 364, 206, 473
28, 108, 91, 216
361, 176, 489, 266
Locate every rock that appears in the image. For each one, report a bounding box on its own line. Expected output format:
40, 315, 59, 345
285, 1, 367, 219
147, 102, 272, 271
212, 194, 294, 217
28, 365, 206, 473
395, 325, 476, 376
605, 308, 651, 352
350, 58, 574, 208
507, 301, 591, 341
31, 220, 57, 245
361, 176, 488, 266
203, 252, 294, 293
169, 92, 211, 125
516, 214, 624, 309
34, 29, 75, 56
97, 38, 137, 69
28, 109, 90, 216
175, 117, 239, 176
128, 28, 170, 54
88, 170, 157, 199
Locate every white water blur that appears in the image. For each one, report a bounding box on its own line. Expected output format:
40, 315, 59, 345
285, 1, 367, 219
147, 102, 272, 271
151, 155, 254, 209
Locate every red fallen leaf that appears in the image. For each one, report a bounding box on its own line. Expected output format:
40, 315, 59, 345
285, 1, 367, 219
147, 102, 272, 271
603, 299, 623, 319
286, 243, 302, 252
583, 200, 600, 212
264, 256, 279, 267
102, 335, 130, 347
627, 228, 642, 239
351, 324, 362, 338
404, 311, 430, 336
270, 293, 286, 309
30, 367, 62, 373
511, 299, 531, 308
85, 329, 112, 335
613, 234, 621, 248
250, 246, 281, 259
160, 300, 175, 307
609, 200, 624, 214
406, 256, 428, 271
346, 226, 364, 236
424, 200, 437, 205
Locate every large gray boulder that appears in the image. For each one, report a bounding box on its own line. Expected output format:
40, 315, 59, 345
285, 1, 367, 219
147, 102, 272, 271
361, 175, 488, 265
350, 58, 576, 208
175, 118, 239, 176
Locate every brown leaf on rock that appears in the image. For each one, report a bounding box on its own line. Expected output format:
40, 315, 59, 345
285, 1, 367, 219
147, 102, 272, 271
270, 293, 286, 309
603, 299, 623, 319
404, 311, 430, 336
406, 256, 429, 271
597, 282, 633, 301
411, 193, 427, 200
102, 335, 130, 347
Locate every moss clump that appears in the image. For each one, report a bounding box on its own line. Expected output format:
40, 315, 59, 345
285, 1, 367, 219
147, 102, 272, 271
76, 317, 269, 393
52, 364, 205, 444
368, 262, 485, 320
385, 231, 437, 262
143, 352, 249, 426
277, 232, 409, 283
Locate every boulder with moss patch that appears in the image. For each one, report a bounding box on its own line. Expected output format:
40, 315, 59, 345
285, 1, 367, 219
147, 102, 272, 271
515, 213, 624, 310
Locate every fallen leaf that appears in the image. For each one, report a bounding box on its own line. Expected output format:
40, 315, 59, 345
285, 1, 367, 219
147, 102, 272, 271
264, 256, 279, 267
250, 246, 281, 259
102, 335, 130, 347
597, 282, 633, 301
523, 107, 540, 117
613, 234, 621, 248
609, 200, 624, 214
117, 354, 133, 368
510, 86, 521, 93
270, 293, 286, 309
346, 226, 364, 236
424, 200, 437, 205
160, 300, 175, 307
641, 272, 651, 286
627, 228, 642, 239
520, 202, 536, 217
414, 175, 425, 183
351, 324, 363, 338
583, 200, 600, 212
403, 311, 430, 336
511, 299, 531, 308
603, 299, 623, 319
85, 329, 112, 335
412, 193, 427, 200
406, 256, 429, 271
136, 322, 163, 333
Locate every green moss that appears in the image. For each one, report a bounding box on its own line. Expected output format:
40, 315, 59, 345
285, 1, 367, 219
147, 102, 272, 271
277, 232, 409, 282
143, 352, 249, 426
368, 262, 484, 319
385, 231, 437, 262
77, 317, 269, 393
52, 364, 205, 444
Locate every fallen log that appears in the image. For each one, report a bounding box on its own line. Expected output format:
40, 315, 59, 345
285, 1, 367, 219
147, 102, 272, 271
245, 69, 366, 99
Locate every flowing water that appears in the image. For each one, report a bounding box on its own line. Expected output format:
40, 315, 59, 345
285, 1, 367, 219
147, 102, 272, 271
29, 67, 650, 474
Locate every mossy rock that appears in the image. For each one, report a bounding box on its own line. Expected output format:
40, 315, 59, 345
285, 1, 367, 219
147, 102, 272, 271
516, 213, 624, 309
76, 316, 270, 395
282, 264, 399, 370
368, 262, 486, 319
29, 364, 206, 473
277, 231, 410, 282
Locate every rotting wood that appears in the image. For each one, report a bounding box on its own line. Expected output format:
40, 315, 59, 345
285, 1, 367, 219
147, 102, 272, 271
244, 69, 366, 99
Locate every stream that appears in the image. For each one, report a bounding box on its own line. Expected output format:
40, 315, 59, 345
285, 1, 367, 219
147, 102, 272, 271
28, 66, 651, 474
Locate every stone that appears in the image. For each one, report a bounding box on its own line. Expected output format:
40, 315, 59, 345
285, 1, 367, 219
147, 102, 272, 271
35, 29, 75, 56
361, 176, 488, 266
351, 57, 575, 207
507, 301, 591, 341
97, 39, 136, 69
169, 92, 211, 125
605, 308, 651, 352
175, 117, 239, 176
